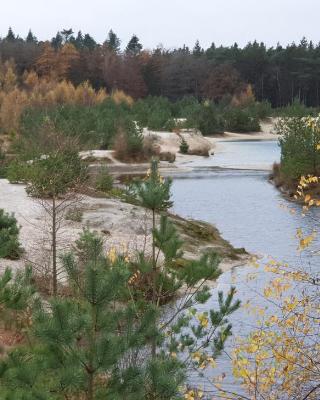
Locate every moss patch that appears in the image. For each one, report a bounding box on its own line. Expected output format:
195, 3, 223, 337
169, 213, 247, 260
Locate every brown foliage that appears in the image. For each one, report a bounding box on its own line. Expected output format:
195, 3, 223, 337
231, 84, 256, 107
111, 89, 134, 106
36, 43, 79, 80
0, 62, 108, 135
201, 64, 245, 102
113, 129, 159, 163
101, 49, 147, 99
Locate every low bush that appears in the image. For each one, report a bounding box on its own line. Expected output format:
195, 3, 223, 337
0, 209, 22, 259
113, 126, 144, 162
6, 160, 29, 183
19, 99, 133, 152
95, 167, 114, 192
188, 102, 225, 135
277, 116, 320, 179
179, 138, 189, 154
224, 107, 260, 132
277, 98, 318, 118
132, 96, 173, 131
246, 100, 273, 119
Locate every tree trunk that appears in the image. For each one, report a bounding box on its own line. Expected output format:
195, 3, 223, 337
52, 195, 57, 296
151, 208, 157, 358
87, 372, 94, 400
276, 70, 281, 107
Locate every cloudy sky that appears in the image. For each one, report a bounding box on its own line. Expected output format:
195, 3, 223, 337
1, 0, 319, 49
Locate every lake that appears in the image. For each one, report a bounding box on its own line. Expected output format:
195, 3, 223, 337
170, 140, 320, 394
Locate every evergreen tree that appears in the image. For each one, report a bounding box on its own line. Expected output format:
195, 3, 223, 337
83, 33, 97, 50
0, 230, 182, 400
179, 137, 189, 154
193, 39, 203, 57
24, 145, 87, 296
126, 34, 143, 56
104, 29, 121, 53
61, 28, 74, 43
0, 162, 241, 399
5, 27, 16, 42
0, 209, 22, 260
128, 160, 240, 361
25, 29, 37, 43
51, 32, 63, 49
75, 30, 84, 48
0, 266, 34, 332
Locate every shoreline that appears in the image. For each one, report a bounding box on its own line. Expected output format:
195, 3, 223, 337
85, 130, 280, 177
1, 131, 276, 276
0, 179, 249, 276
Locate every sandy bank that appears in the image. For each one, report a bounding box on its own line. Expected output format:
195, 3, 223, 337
0, 180, 248, 276
81, 119, 279, 175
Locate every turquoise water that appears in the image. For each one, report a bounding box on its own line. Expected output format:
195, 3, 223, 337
170, 140, 320, 394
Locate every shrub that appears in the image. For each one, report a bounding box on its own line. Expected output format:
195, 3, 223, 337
132, 96, 173, 130
0, 209, 22, 259
179, 138, 189, 154
6, 160, 29, 183
278, 98, 317, 118
113, 124, 144, 161
172, 96, 199, 118
95, 167, 114, 192
25, 150, 87, 198
19, 99, 133, 152
246, 100, 273, 119
277, 116, 320, 179
224, 107, 260, 132
188, 102, 224, 135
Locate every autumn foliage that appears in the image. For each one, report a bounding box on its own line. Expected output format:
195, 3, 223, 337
0, 59, 137, 136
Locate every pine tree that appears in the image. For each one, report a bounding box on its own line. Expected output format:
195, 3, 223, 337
61, 28, 74, 43
126, 34, 143, 56
0, 209, 22, 260
75, 30, 84, 49
179, 137, 189, 154
25, 29, 37, 43
193, 39, 203, 57
25, 145, 87, 295
0, 161, 241, 398
105, 29, 121, 53
51, 32, 63, 49
0, 230, 180, 400
83, 33, 97, 50
128, 160, 241, 363
0, 266, 34, 332
5, 27, 15, 42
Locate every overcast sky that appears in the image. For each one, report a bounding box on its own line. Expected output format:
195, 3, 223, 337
2, 0, 320, 49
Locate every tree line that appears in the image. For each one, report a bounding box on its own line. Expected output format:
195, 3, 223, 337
2, 27, 320, 106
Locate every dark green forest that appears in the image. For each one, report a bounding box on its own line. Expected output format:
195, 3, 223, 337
2, 27, 320, 106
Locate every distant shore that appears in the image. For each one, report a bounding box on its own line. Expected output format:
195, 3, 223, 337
82, 127, 280, 177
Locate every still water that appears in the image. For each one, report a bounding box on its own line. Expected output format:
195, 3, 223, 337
170, 140, 320, 394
